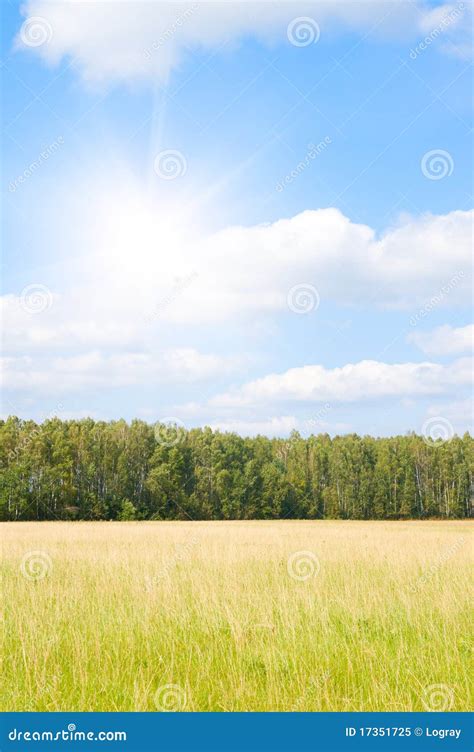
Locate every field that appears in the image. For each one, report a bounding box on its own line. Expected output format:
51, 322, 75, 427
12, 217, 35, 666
2, 520, 472, 712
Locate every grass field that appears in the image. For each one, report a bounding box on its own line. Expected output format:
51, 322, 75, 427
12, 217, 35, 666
2, 520, 472, 712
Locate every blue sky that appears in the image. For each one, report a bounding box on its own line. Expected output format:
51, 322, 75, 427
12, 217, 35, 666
1, 0, 473, 438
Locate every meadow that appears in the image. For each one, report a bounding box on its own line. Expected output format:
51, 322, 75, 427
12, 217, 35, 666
2, 520, 472, 712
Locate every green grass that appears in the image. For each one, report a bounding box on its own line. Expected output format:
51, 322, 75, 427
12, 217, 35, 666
2, 520, 472, 711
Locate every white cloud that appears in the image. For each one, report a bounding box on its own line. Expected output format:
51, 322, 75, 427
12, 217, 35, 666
210, 357, 473, 407
1, 295, 142, 351
203, 414, 351, 437
208, 415, 300, 437
1, 348, 239, 393
4, 203, 470, 353
15, 0, 471, 84
424, 397, 473, 434
3, 188, 472, 411
186, 208, 472, 318
408, 324, 473, 356
417, 2, 473, 59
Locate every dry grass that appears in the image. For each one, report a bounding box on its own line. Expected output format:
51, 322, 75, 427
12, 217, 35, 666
2, 520, 472, 711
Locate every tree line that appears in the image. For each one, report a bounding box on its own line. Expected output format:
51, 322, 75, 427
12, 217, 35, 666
0, 417, 472, 521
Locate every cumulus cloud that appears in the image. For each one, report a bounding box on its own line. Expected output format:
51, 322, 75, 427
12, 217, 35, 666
3, 198, 472, 411
209, 357, 473, 407
3, 205, 470, 355
207, 413, 352, 436
417, 2, 473, 59
1, 348, 240, 393
186, 208, 472, 318
408, 324, 473, 356
15, 0, 471, 84
208, 415, 300, 437
424, 397, 473, 433
1, 295, 142, 351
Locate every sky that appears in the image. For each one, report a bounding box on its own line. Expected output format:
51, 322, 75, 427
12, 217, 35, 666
1, 0, 473, 439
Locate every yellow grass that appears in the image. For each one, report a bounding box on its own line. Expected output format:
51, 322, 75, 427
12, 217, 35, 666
2, 520, 472, 712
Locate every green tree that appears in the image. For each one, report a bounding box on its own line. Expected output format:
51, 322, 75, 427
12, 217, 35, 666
118, 499, 137, 521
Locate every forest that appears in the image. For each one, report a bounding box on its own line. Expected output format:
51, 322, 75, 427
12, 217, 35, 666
0, 417, 472, 521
